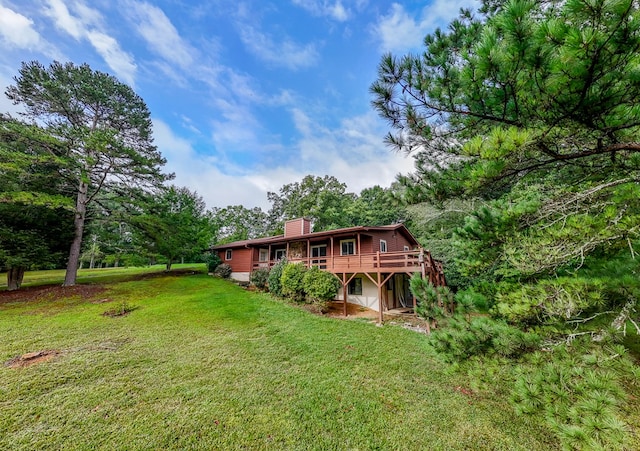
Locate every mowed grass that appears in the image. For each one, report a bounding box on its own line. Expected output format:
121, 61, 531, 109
0, 272, 559, 450
0, 263, 205, 289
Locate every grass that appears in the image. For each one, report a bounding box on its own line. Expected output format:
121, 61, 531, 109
0, 263, 205, 289
0, 270, 560, 450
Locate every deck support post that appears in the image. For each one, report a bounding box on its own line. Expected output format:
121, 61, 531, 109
342, 273, 348, 317
377, 252, 383, 324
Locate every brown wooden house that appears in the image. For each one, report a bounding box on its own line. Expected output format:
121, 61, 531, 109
212, 218, 445, 321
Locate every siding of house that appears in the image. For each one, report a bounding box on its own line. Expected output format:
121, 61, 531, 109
217, 248, 253, 273
335, 275, 380, 311
329, 231, 415, 256
284, 218, 311, 237
372, 230, 415, 253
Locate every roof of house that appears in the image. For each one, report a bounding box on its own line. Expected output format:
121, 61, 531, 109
211, 223, 417, 250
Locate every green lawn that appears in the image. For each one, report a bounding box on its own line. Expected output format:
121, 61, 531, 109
0, 263, 205, 289
0, 271, 559, 450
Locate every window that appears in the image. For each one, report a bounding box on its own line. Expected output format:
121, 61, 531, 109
340, 239, 356, 255
225, 249, 232, 260
403, 245, 410, 251
259, 249, 269, 262
348, 278, 362, 295
275, 249, 286, 260
311, 245, 327, 269
380, 240, 387, 253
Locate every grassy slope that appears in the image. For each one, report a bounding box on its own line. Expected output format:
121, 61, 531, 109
0, 273, 558, 450
0, 264, 204, 289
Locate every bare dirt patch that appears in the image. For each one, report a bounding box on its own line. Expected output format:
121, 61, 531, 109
0, 284, 107, 306
5, 350, 60, 368
325, 302, 378, 320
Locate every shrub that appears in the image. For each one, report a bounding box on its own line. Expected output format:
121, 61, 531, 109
250, 268, 270, 290
303, 267, 340, 312
267, 257, 287, 297
214, 263, 232, 279
205, 252, 222, 273
103, 301, 136, 317
281, 263, 307, 302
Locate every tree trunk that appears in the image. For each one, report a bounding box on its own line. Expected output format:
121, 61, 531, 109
166, 259, 172, 271
7, 266, 26, 291
63, 181, 88, 287
89, 252, 95, 269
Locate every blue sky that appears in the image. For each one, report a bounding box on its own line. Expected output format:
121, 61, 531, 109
0, 0, 479, 209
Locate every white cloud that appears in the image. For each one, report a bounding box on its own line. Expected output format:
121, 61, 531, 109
238, 24, 319, 70
210, 97, 264, 156
43, 0, 136, 85
374, 3, 424, 52
44, 0, 83, 39
374, 0, 480, 53
153, 107, 414, 211
153, 118, 280, 209
292, 0, 350, 21
127, 1, 195, 69
86, 31, 137, 85
0, 5, 45, 50
290, 108, 414, 194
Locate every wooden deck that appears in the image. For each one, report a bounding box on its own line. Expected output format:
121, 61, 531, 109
252, 249, 445, 323
252, 249, 425, 275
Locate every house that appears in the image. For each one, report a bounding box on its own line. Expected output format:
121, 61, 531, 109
212, 218, 446, 322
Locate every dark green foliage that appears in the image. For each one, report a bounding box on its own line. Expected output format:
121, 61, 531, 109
214, 263, 232, 279
250, 268, 270, 290
281, 263, 308, 302
493, 278, 607, 325
429, 316, 541, 361
267, 257, 287, 297
455, 289, 489, 312
371, 0, 640, 290
266, 175, 406, 233
402, 201, 474, 291
348, 185, 407, 226
302, 267, 340, 312
267, 175, 354, 233
373, 0, 640, 359
410, 275, 445, 323
0, 116, 75, 288
211, 205, 270, 243
512, 343, 637, 450
205, 253, 222, 273
132, 186, 212, 271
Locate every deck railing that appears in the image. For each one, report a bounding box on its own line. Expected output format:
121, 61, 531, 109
252, 250, 424, 273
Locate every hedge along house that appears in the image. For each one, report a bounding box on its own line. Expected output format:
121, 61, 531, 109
212, 218, 446, 322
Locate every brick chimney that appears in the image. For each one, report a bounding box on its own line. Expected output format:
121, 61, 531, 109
284, 218, 312, 238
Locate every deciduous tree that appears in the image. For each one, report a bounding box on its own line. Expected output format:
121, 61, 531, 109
133, 186, 211, 271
